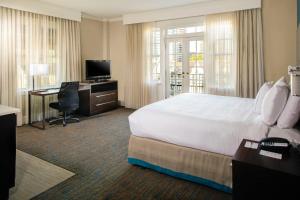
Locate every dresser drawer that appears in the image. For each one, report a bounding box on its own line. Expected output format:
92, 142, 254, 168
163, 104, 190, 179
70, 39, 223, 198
91, 91, 117, 104
91, 100, 118, 114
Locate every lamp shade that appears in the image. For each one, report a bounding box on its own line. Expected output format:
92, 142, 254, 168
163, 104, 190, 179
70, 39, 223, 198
288, 65, 300, 96
290, 75, 300, 96
29, 64, 49, 76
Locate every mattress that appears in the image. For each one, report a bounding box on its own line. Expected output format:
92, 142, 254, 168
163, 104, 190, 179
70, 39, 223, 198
129, 93, 269, 156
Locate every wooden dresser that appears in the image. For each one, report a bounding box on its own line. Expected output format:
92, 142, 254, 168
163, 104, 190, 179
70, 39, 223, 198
78, 81, 118, 116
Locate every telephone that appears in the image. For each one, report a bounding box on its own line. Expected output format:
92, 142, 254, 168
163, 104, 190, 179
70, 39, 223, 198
259, 137, 290, 154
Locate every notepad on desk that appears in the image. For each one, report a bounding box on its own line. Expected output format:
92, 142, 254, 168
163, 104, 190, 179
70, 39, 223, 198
244, 141, 259, 149
259, 150, 282, 160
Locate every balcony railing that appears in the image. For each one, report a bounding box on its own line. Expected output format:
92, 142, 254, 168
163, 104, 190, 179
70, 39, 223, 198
189, 73, 205, 93
170, 73, 205, 95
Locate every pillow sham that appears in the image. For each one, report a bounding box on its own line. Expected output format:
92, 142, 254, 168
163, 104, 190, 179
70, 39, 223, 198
254, 82, 273, 114
261, 77, 289, 126
277, 95, 300, 129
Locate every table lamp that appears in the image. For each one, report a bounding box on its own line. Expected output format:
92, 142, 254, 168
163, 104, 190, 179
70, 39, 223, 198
288, 65, 300, 154
29, 64, 49, 91
288, 66, 300, 96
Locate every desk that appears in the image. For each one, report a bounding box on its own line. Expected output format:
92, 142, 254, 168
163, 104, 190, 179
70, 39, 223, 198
28, 86, 88, 130
28, 89, 60, 130
28, 81, 118, 130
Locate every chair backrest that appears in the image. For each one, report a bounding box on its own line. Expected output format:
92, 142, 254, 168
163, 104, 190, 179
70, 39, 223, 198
58, 81, 80, 111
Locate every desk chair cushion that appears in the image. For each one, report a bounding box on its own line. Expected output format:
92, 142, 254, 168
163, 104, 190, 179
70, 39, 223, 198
49, 102, 79, 112
49, 102, 60, 110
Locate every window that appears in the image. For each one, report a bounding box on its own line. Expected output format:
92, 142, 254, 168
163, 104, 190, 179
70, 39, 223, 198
151, 28, 161, 81
150, 25, 205, 85
150, 17, 236, 97
212, 22, 234, 89
188, 40, 205, 93
165, 25, 205, 95
167, 25, 205, 35
17, 22, 59, 90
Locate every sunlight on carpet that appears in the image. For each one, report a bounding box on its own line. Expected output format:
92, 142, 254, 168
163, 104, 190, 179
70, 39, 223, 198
9, 150, 75, 200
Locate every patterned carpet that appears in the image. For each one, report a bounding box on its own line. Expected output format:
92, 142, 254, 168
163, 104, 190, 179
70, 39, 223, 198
16, 108, 232, 200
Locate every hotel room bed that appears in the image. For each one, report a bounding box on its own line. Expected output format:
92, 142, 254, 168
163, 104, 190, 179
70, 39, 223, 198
127, 93, 298, 192
129, 93, 268, 156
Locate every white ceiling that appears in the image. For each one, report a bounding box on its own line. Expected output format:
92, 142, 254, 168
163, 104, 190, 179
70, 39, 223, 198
39, 0, 214, 19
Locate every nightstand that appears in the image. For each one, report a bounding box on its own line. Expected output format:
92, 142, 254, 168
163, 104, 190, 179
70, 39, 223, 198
232, 139, 300, 200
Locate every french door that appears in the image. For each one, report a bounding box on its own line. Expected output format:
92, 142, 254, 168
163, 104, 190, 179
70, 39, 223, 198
166, 37, 205, 96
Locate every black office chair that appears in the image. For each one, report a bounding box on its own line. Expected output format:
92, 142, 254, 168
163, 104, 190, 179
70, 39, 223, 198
49, 81, 80, 126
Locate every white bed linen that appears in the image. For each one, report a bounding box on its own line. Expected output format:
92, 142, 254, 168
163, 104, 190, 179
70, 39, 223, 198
129, 93, 269, 156
268, 126, 300, 144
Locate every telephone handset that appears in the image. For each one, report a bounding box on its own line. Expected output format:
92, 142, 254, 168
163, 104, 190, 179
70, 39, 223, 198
259, 137, 290, 154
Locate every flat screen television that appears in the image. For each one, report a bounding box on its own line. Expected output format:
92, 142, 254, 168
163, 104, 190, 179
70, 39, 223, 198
86, 60, 111, 81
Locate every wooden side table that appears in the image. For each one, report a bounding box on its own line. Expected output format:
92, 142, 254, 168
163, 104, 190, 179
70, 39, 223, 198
232, 139, 300, 200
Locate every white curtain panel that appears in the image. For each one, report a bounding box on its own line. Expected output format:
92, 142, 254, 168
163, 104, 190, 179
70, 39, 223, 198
0, 6, 81, 125
142, 23, 165, 105
125, 23, 164, 109
204, 12, 238, 96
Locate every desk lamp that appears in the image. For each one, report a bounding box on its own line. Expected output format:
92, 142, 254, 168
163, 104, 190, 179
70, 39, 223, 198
29, 64, 49, 91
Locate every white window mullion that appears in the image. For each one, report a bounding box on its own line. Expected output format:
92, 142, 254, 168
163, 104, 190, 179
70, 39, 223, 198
152, 22, 207, 97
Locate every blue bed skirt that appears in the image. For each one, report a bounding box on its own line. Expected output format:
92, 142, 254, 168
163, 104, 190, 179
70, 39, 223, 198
128, 157, 232, 194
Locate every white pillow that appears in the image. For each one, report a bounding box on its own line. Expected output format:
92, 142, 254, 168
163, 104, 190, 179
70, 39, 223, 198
277, 95, 300, 129
261, 77, 289, 126
254, 82, 273, 114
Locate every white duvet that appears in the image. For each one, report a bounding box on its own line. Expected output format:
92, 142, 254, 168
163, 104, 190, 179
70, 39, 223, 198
129, 93, 269, 156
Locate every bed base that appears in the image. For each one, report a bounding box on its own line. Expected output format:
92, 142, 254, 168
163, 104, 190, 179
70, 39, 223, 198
128, 135, 232, 193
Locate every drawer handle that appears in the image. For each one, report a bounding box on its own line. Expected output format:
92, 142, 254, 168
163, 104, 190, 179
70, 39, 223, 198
96, 101, 116, 107
96, 93, 115, 98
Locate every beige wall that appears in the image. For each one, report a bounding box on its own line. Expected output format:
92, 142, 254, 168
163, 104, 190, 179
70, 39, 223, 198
109, 21, 126, 105
80, 18, 109, 81
80, 18, 126, 104
262, 0, 297, 82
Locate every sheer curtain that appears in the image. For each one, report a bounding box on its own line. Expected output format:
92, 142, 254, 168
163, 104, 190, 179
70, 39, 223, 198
125, 23, 164, 109
0, 7, 81, 125
125, 10, 264, 106
204, 12, 237, 96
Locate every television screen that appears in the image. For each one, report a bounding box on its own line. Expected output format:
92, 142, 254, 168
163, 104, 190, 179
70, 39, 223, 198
86, 60, 111, 80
